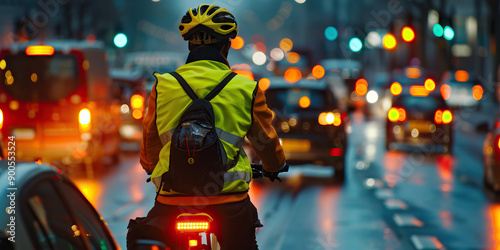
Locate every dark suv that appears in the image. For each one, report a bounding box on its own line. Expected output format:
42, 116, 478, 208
265, 78, 348, 181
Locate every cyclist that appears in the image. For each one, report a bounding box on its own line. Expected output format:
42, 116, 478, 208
135, 4, 286, 249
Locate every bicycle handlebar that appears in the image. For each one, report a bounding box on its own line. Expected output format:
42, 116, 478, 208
251, 163, 289, 182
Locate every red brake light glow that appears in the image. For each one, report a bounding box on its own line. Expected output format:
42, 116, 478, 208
130, 94, 144, 109
388, 107, 406, 122
435, 110, 452, 124
434, 110, 443, 124
329, 148, 343, 157
176, 222, 209, 232
441, 84, 451, 100
424, 78, 436, 91
0, 109, 3, 130
442, 110, 452, 124
25, 45, 55, 56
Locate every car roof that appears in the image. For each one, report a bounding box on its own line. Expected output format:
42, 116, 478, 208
267, 77, 329, 90
109, 68, 146, 82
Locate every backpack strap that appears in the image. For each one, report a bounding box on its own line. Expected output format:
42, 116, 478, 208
170, 71, 199, 100
204, 72, 237, 101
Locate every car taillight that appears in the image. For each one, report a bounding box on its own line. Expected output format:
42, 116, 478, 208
390, 82, 402, 96
434, 110, 443, 124
176, 222, 209, 232
355, 78, 368, 96
79, 108, 91, 132
79, 108, 91, 125
130, 94, 144, 109
25, 45, 55, 56
130, 94, 144, 120
329, 148, 343, 157
440, 84, 451, 100
388, 107, 406, 122
434, 109, 452, 124
442, 110, 452, 124
0, 109, 3, 130
318, 112, 341, 126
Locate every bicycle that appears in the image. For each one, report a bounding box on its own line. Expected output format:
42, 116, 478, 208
130, 163, 289, 250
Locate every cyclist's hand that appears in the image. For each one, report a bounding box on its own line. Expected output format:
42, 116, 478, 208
263, 170, 281, 182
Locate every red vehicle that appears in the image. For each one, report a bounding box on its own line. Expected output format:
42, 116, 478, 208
0, 41, 121, 174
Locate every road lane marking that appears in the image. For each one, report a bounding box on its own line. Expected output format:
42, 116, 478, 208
411, 235, 444, 250
384, 199, 408, 210
393, 214, 423, 227
374, 188, 394, 199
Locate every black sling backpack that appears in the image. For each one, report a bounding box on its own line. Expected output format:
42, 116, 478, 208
162, 71, 237, 196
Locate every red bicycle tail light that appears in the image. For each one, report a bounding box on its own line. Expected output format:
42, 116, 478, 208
25, 45, 55, 56
442, 110, 452, 124
189, 240, 198, 247
176, 222, 209, 232
0, 109, 3, 130
388, 107, 399, 122
434, 110, 443, 124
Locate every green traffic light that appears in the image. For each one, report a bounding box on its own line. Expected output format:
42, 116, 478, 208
444, 26, 454, 40
433, 24, 443, 37
114, 33, 128, 48
349, 38, 362, 52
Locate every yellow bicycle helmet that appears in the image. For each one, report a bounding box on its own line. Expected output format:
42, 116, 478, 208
179, 4, 238, 45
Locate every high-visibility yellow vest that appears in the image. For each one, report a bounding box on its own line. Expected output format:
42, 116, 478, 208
152, 60, 257, 196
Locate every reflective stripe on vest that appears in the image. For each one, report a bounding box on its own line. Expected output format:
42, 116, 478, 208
224, 171, 252, 182
159, 127, 244, 148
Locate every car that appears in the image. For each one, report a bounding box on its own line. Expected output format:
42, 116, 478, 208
483, 110, 500, 193
385, 85, 453, 154
109, 68, 148, 151
439, 70, 483, 110
0, 40, 122, 173
0, 160, 118, 249
264, 77, 349, 181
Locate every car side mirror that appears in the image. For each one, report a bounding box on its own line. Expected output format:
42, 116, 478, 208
134, 239, 167, 250
476, 122, 490, 133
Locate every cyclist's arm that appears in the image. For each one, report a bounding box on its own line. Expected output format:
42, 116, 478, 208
140, 81, 163, 174
247, 87, 286, 172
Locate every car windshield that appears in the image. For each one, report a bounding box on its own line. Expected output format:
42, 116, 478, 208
1, 54, 79, 103
395, 95, 445, 112
266, 88, 332, 113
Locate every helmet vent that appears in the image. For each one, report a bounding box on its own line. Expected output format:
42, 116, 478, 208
213, 13, 236, 24
199, 5, 209, 15
220, 25, 233, 30
207, 6, 219, 15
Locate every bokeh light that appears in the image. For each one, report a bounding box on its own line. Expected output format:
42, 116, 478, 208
349, 38, 363, 52
383, 34, 397, 50
284, 67, 302, 83
279, 38, 293, 52
324, 26, 338, 41
231, 36, 245, 50
252, 52, 267, 65
312, 65, 325, 79
286, 52, 300, 64
259, 78, 271, 91
270, 48, 285, 61
299, 96, 311, 108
